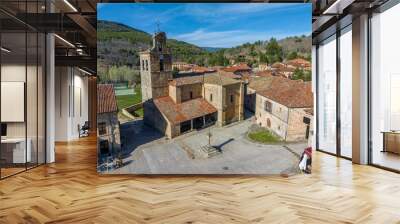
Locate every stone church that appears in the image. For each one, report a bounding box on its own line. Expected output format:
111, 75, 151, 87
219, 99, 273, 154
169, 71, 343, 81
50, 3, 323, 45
140, 32, 244, 139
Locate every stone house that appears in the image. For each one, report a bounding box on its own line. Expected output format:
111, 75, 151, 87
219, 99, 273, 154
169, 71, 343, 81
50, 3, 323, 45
245, 75, 275, 112
254, 77, 313, 142
140, 32, 244, 139
286, 58, 311, 70
97, 84, 121, 158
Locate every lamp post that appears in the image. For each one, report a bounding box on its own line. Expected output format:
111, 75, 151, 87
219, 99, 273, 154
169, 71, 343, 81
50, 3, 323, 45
207, 127, 212, 146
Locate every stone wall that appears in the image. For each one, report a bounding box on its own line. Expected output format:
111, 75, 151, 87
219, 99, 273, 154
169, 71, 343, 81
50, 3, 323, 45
179, 83, 203, 103
140, 53, 152, 102
97, 112, 121, 155
286, 108, 312, 142
255, 93, 313, 142
203, 83, 223, 126
223, 83, 244, 125
143, 100, 167, 135
255, 94, 289, 140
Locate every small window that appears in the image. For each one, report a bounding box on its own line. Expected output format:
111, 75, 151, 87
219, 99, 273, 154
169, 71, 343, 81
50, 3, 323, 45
142, 60, 145, 70
190, 91, 193, 99
145, 60, 149, 71
230, 94, 234, 103
267, 118, 271, 128
98, 122, 107, 135
264, 101, 272, 113
160, 59, 164, 71
99, 140, 109, 155
210, 94, 213, 102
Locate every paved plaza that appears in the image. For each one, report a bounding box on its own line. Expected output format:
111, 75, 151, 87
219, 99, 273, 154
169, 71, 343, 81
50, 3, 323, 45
107, 118, 307, 175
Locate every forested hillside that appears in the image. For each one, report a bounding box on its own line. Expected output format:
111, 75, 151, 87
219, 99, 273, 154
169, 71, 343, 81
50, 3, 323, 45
97, 20, 311, 83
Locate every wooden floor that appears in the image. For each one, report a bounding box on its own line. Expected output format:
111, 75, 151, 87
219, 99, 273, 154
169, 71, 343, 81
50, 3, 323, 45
1, 136, 400, 223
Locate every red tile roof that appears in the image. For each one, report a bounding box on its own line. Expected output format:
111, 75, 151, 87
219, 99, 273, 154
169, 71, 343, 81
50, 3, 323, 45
97, 84, 118, 114
222, 63, 251, 73
153, 96, 217, 124
218, 70, 242, 79
271, 62, 286, 69
257, 79, 313, 108
191, 66, 216, 73
286, 58, 311, 68
169, 75, 204, 87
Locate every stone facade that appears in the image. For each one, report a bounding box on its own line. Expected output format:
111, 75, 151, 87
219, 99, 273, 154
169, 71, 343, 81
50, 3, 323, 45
203, 82, 244, 127
97, 112, 121, 156
255, 94, 312, 142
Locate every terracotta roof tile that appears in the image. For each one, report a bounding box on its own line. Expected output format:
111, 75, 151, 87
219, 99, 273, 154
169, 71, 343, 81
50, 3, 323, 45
222, 63, 251, 73
169, 75, 204, 86
204, 73, 241, 86
286, 58, 311, 67
153, 96, 217, 124
258, 79, 313, 108
191, 66, 216, 73
97, 84, 118, 114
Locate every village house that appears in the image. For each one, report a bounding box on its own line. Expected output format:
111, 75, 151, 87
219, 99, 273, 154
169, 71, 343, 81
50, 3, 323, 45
258, 63, 269, 71
221, 63, 252, 76
244, 75, 275, 112
286, 58, 311, 70
251, 76, 313, 142
97, 84, 121, 159
172, 61, 193, 71
140, 32, 244, 139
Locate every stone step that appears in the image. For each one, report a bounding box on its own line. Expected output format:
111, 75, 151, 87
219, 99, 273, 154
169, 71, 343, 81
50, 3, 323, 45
200, 145, 221, 158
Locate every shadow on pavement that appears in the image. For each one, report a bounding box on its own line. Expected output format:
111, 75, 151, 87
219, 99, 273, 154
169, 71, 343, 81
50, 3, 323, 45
119, 119, 163, 159
213, 138, 235, 152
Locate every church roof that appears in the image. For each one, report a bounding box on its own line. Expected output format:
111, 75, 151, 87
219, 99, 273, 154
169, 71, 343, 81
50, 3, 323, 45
153, 96, 217, 124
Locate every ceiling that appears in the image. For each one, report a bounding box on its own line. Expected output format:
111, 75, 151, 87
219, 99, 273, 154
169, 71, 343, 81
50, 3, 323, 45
0, 0, 99, 74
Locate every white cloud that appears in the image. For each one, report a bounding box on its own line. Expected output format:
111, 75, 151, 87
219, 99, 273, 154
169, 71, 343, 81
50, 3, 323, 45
172, 29, 308, 48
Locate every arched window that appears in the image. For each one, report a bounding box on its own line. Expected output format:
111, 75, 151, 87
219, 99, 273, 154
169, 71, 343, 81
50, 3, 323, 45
267, 118, 271, 128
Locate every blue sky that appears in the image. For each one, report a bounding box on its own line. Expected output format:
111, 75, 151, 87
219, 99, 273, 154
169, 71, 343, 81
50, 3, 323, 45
98, 3, 311, 48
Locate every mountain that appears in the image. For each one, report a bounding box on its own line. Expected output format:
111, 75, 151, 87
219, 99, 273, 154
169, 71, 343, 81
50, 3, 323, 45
97, 20, 205, 68
97, 20, 311, 69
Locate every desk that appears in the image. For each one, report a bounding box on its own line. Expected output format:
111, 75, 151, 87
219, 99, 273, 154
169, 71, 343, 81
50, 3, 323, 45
382, 131, 400, 155
1, 138, 31, 164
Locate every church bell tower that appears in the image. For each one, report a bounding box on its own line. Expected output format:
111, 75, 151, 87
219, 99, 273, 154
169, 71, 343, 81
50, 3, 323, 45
139, 31, 172, 102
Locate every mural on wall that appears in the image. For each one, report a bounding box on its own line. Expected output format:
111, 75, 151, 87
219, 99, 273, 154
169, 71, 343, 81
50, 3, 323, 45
96, 3, 313, 174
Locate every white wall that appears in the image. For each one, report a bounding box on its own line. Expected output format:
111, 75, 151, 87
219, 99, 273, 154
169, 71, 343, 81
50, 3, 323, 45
54, 67, 89, 141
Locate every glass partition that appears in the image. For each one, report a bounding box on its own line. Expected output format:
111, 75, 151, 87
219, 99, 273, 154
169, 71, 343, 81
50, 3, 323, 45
1, 30, 28, 177
370, 3, 400, 171
317, 34, 337, 154
0, 2, 46, 179
339, 25, 352, 158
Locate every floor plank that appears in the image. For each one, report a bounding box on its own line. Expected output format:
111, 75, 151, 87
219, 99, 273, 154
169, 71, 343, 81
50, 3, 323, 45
1, 136, 400, 223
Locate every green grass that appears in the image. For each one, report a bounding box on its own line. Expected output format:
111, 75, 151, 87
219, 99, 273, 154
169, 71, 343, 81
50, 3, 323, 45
116, 86, 143, 117
248, 130, 282, 144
